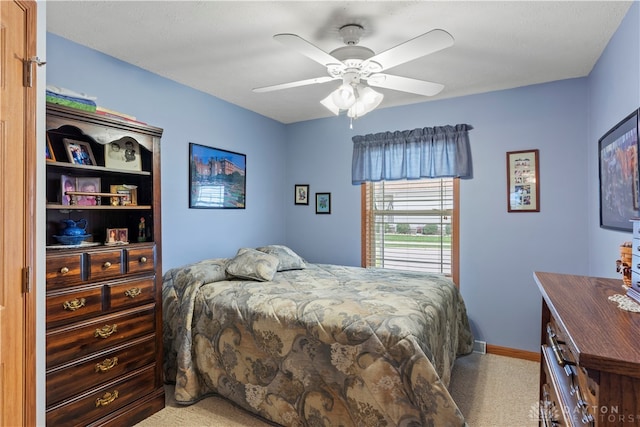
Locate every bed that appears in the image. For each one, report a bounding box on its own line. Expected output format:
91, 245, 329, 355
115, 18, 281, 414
162, 245, 474, 426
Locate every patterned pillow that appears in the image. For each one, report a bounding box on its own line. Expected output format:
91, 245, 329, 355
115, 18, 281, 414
256, 245, 306, 271
225, 248, 279, 281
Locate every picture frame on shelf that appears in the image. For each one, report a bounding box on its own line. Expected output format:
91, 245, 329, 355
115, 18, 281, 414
599, 108, 639, 231
60, 175, 75, 205
506, 149, 540, 212
189, 142, 246, 209
110, 184, 138, 206
315, 192, 331, 214
63, 138, 96, 166
105, 137, 142, 171
75, 177, 101, 206
46, 134, 56, 162
106, 228, 129, 245
294, 184, 309, 205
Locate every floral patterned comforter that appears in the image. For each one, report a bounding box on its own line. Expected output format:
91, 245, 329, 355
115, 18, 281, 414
163, 259, 474, 426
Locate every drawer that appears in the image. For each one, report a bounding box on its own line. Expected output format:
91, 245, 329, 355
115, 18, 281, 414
46, 252, 83, 289
108, 278, 155, 310
127, 246, 155, 274
46, 305, 155, 368
46, 335, 156, 407
46, 364, 156, 427
89, 249, 124, 281
46, 285, 104, 327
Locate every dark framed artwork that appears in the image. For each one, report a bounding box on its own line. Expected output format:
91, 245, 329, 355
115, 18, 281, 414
315, 192, 331, 214
599, 109, 639, 231
189, 143, 246, 209
46, 134, 56, 162
506, 149, 540, 212
294, 184, 309, 205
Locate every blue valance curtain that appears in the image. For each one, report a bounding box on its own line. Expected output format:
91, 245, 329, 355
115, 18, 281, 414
351, 124, 473, 185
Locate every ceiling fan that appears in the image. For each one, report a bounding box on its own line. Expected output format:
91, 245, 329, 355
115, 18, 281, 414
253, 24, 454, 119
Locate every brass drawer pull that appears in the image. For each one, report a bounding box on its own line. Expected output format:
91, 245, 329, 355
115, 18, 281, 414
546, 324, 574, 367
94, 324, 118, 339
62, 298, 86, 311
124, 287, 142, 298
95, 357, 118, 372
95, 390, 119, 407
60, 267, 69, 275
140, 256, 148, 263
103, 261, 112, 269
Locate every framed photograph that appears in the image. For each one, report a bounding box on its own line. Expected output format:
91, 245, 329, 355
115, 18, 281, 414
599, 109, 639, 231
75, 177, 101, 206
189, 143, 246, 209
106, 228, 129, 245
60, 175, 75, 205
506, 149, 540, 212
294, 184, 309, 205
105, 137, 142, 171
46, 134, 56, 162
110, 184, 138, 206
316, 192, 331, 214
63, 138, 96, 166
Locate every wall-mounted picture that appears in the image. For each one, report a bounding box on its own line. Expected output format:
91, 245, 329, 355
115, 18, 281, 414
110, 184, 138, 206
75, 177, 101, 206
106, 228, 129, 245
316, 192, 331, 214
599, 109, 639, 231
46, 134, 56, 162
295, 184, 309, 205
105, 137, 142, 171
506, 149, 540, 212
63, 138, 96, 166
189, 143, 246, 209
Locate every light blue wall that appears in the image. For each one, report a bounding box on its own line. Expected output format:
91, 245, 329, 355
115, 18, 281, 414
587, 1, 640, 277
46, 34, 289, 270
43, 2, 639, 356
286, 79, 591, 352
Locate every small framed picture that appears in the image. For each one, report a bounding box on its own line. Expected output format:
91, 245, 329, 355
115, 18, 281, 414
315, 192, 331, 214
60, 175, 75, 205
46, 134, 56, 162
105, 137, 142, 171
506, 149, 540, 212
75, 177, 101, 206
63, 138, 96, 166
106, 228, 129, 245
110, 184, 138, 206
294, 184, 309, 205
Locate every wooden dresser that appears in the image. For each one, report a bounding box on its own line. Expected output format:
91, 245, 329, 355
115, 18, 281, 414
534, 272, 640, 426
45, 104, 164, 426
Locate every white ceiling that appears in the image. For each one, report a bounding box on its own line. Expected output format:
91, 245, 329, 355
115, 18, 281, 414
46, 1, 633, 124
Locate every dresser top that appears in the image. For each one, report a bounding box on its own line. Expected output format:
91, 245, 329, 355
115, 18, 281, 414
534, 271, 640, 377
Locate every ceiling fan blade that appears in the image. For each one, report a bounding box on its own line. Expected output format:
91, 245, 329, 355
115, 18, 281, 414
274, 33, 341, 67
367, 74, 444, 97
365, 29, 454, 72
253, 76, 337, 93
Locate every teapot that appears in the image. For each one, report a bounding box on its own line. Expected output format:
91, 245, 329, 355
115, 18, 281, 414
61, 219, 88, 236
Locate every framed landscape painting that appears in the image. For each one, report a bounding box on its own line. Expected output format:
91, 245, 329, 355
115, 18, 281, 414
599, 109, 639, 231
189, 143, 246, 209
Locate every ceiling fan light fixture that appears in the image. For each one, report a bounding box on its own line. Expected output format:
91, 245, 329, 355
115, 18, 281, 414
347, 86, 384, 118
330, 83, 356, 109
320, 93, 340, 115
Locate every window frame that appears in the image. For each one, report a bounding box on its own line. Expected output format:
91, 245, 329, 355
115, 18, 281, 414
360, 178, 460, 287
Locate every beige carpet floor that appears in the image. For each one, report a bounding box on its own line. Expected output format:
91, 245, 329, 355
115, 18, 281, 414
135, 353, 540, 427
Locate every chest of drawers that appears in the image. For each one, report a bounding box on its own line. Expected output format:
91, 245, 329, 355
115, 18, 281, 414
45, 243, 164, 426
534, 272, 640, 426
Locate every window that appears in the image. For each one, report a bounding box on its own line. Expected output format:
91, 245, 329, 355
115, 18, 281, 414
361, 178, 459, 284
